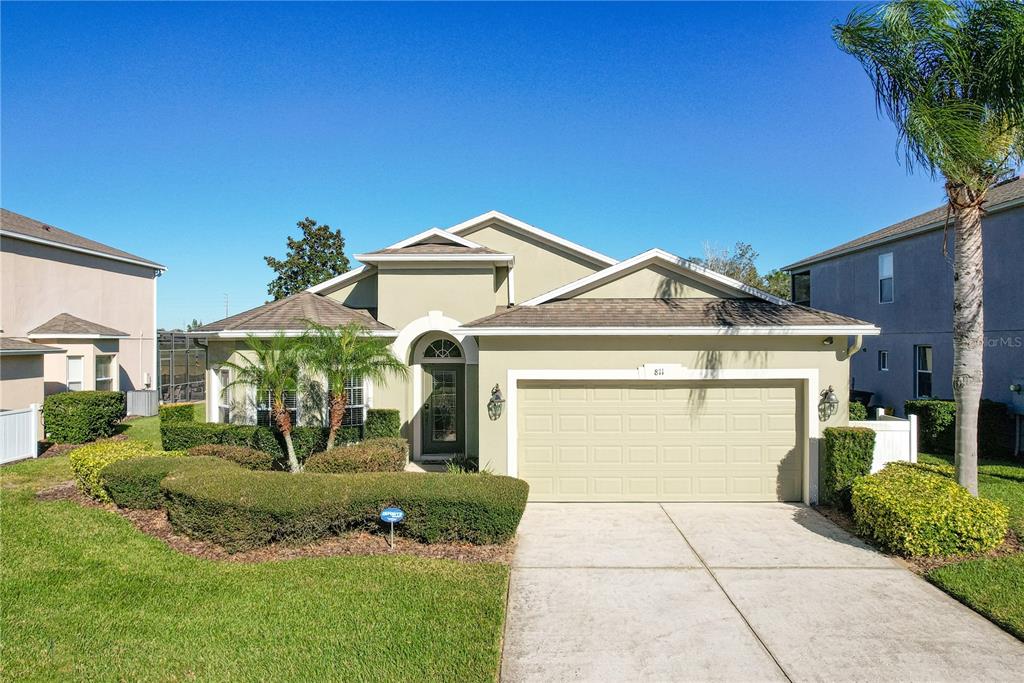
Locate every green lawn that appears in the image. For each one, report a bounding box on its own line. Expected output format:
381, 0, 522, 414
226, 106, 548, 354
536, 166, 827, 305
122, 402, 204, 449
0, 456, 510, 682
916, 452, 1024, 640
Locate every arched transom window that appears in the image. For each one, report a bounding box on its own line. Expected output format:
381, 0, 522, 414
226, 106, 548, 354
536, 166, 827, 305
423, 338, 461, 359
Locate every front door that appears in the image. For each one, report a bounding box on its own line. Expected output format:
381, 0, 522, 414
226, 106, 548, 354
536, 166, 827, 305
422, 364, 465, 455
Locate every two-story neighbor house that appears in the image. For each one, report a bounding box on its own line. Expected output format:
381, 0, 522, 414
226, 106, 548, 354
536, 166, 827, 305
784, 176, 1024, 420
194, 211, 878, 504
0, 209, 165, 410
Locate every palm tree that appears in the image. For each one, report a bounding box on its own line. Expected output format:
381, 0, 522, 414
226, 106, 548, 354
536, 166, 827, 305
835, 0, 1023, 495
221, 334, 303, 472
300, 321, 408, 450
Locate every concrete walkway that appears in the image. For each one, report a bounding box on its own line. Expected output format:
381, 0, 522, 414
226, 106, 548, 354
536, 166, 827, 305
501, 502, 1024, 682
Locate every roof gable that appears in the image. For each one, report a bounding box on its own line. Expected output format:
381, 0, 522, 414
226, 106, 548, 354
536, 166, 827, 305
28, 313, 129, 338
522, 248, 789, 307
192, 292, 394, 336
447, 211, 617, 267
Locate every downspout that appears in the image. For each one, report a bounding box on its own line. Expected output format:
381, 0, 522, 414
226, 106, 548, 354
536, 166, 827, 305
840, 335, 863, 361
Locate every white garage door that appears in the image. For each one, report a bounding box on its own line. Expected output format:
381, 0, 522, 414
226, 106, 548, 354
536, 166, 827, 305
517, 381, 802, 502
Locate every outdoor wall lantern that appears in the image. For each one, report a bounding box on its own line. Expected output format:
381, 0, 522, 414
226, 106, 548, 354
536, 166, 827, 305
487, 383, 506, 421
819, 385, 839, 421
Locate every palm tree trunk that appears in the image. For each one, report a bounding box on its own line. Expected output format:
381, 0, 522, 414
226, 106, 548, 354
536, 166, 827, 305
272, 397, 301, 473
326, 390, 349, 450
948, 182, 985, 496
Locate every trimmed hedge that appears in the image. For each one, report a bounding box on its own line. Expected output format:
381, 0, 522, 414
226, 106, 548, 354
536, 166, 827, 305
905, 399, 1014, 457
848, 401, 868, 421
187, 444, 276, 471
851, 463, 1008, 557
365, 409, 401, 439
305, 438, 408, 474
160, 466, 529, 552
43, 391, 126, 444
160, 422, 361, 464
159, 403, 196, 424
68, 439, 154, 501
821, 427, 875, 508
101, 454, 226, 509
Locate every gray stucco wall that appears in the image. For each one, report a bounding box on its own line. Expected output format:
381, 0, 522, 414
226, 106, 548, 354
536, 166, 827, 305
800, 204, 1023, 413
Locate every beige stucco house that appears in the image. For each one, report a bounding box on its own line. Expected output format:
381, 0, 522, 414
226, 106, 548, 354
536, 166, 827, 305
195, 211, 878, 503
0, 209, 165, 408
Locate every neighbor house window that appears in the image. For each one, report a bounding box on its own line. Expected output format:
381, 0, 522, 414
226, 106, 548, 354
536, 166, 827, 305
95, 355, 116, 391
915, 345, 933, 398
878, 350, 888, 372
218, 368, 232, 423
257, 390, 298, 427
67, 356, 84, 391
879, 252, 894, 303
791, 271, 811, 306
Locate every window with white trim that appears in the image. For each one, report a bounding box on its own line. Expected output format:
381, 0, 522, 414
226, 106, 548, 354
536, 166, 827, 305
915, 345, 933, 398
257, 390, 298, 427
329, 376, 366, 427
879, 252, 894, 303
95, 354, 116, 391
878, 350, 888, 372
218, 368, 232, 423
67, 356, 84, 391
423, 339, 461, 358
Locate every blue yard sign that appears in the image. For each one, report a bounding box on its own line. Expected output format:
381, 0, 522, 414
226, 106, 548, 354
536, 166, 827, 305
381, 507, 405, 550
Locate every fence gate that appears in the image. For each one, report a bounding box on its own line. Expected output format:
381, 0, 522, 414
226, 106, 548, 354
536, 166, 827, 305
1, 404, 41, 464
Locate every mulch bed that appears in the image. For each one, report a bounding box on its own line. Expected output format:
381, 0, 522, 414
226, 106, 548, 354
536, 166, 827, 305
36, 481, 514, 565
813, 503, 1022, 574
38, 434, 129, 459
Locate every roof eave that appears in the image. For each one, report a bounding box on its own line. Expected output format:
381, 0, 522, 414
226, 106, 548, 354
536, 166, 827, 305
455, 325, 882, 336
355, 253, 514, 263
0, 229, 166, 271
190, 329, 398, 338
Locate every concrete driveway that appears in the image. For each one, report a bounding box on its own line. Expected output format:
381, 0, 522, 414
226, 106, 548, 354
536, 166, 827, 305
501, 503, 1024, 682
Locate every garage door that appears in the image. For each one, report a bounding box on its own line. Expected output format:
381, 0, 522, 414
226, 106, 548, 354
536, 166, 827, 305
517, 381, 802, 501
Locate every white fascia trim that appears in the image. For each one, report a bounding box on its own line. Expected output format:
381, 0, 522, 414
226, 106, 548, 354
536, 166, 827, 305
203, 329, 398, 338
385, 227, 484, 250
306, 265, 375, 294
27, 333, 129, 339
355, 253, 514, 263
456, 325, 881, 336
447, 210, 618, 267
0, 230, 166, 271
505, 367, 820, 503
0, 348, 66, 356
522, 248, 791, 307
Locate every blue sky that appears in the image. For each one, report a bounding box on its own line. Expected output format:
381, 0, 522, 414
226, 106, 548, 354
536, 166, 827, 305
2, 1, 964, 328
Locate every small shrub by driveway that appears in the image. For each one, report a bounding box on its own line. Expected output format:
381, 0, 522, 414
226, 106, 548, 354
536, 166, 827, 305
821, 426, 875, 508
852, 463, 1008, 557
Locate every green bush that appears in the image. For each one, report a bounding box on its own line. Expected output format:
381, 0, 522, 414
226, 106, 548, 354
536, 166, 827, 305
187, 444, 277, 471
851, 463, 1008, 557
159, 403, 196, 424
101, 454, 228, 509
365, 409, 401, 438
821, 427, 876, 508
305, 438, 408, 474
43, 391, 126, 444
905, 399, 1014, 457
160, 422, 359, 464
68, 439, 154, 501
848, 401, 868, 421
160, 467, 529, 552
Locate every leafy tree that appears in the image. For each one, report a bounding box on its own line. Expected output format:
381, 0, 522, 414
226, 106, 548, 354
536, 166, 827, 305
265, 218, 351, 300
761, 269, 792, 300
690, 242, 790, 299
221, 334, 303, 472
835, 0, 1023, 494
299, 321, 408, 450
185, 318, 203, 331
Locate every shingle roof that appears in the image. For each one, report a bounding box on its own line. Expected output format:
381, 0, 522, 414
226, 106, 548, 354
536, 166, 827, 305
785, 176, 1024, 270
364, 244, 506, 255
0, 337, 65, 355
463, 298, 873, 329
28, 313, 129, 337
192, 292, 393, 334
1, 209, 165, 270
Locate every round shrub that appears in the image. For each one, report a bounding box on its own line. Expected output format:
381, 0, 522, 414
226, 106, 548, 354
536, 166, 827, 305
68, 439, 154, 501
187, 444, 277, 471
43, 391, 126, 444
849, 401, 868, 421
305, 438, 408, 474
851, 463, 1008, 557
102, 455, 233, 509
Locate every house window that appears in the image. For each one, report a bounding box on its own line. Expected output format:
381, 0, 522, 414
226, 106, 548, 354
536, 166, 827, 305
423, 338, 461, 359
95, 355, 116, 391
879, 252, 894, 303
915, 345, 933, 398
257, 390, 298, 427
791, 271, 811, 306
878, 350, 889, 372
342, 376, 365, 426
67, 356, 84, 391
218, 368, 232, 423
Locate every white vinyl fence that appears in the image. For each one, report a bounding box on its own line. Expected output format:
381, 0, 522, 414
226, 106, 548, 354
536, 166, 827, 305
850, 408, 918, 472
127, 390, 159, 417
1, 403, 41, 464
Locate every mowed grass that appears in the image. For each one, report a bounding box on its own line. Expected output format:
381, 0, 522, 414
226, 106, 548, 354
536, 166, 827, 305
121, 401, 204, 449
0, 456, 510, 682
916, 452, 1024, 640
